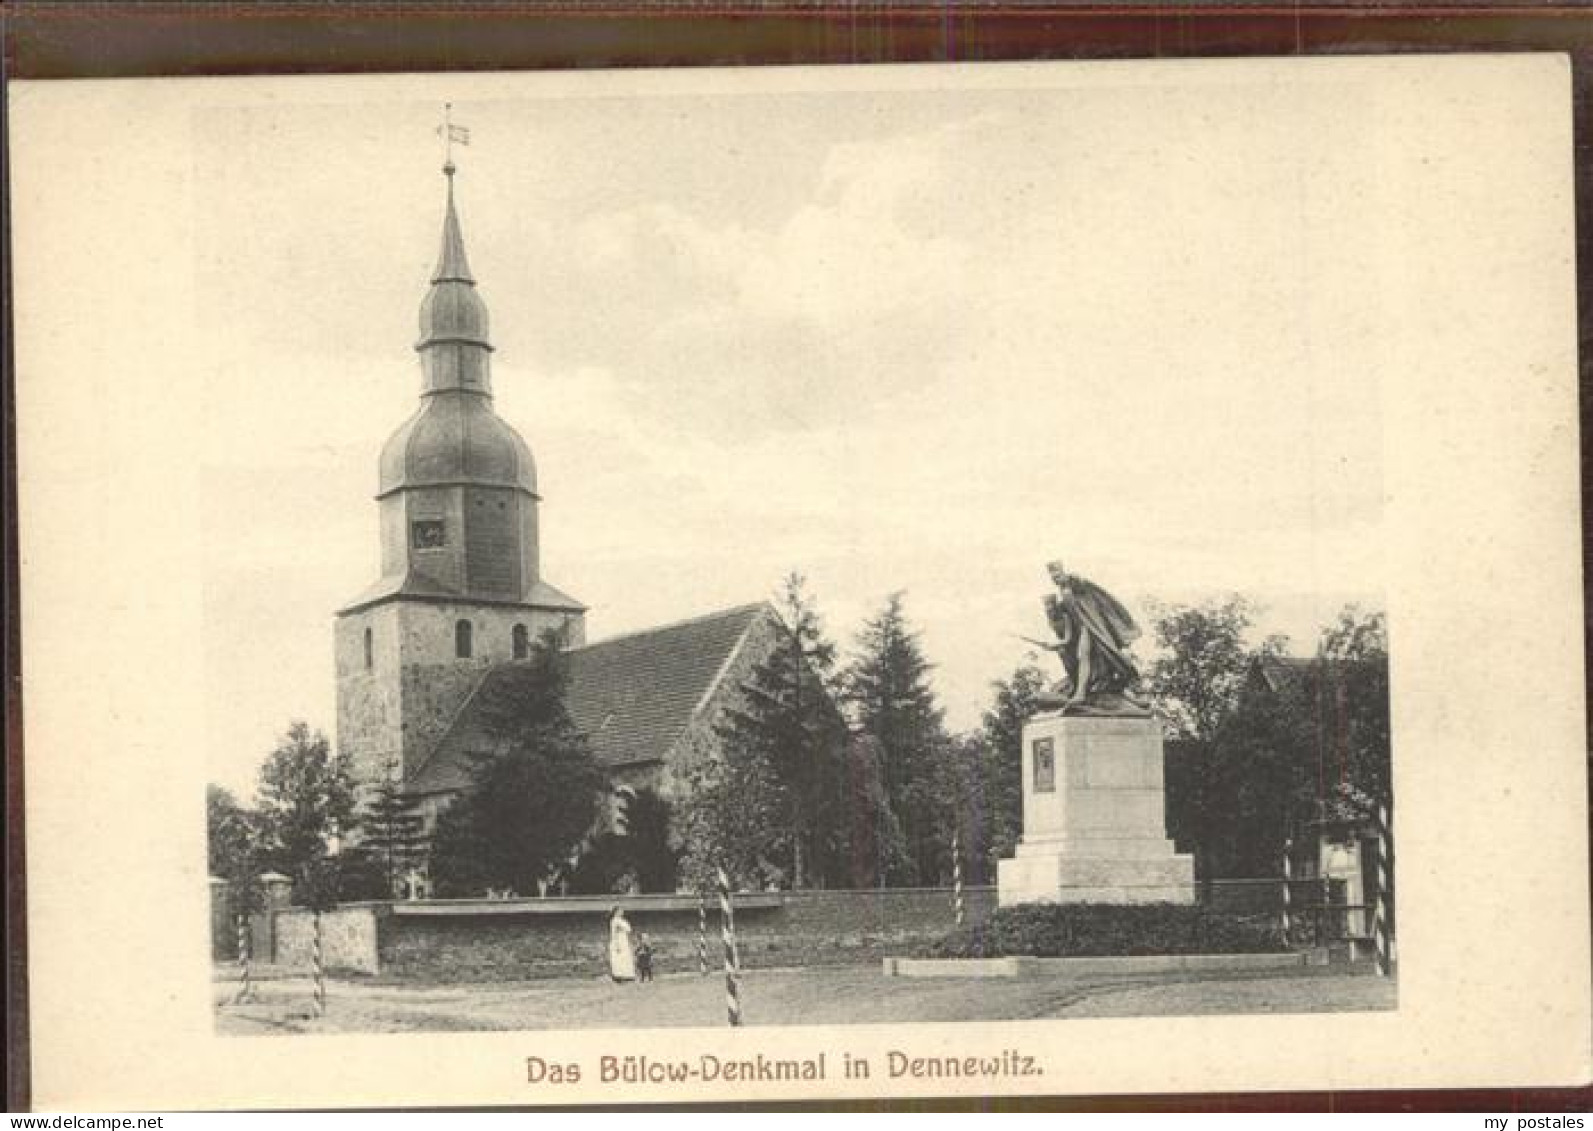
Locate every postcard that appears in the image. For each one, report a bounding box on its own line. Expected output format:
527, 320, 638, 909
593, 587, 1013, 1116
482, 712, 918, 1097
11, 55, 1590, 1109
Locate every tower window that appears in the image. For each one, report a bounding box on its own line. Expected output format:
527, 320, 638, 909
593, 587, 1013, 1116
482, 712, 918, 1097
363, 626, 373, 671
455, 619, 473, 659
412, 520, 446, 549
512, 623, 529, 659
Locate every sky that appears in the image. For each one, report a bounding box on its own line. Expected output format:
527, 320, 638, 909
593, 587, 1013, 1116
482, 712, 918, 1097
193, 73, 1387, 797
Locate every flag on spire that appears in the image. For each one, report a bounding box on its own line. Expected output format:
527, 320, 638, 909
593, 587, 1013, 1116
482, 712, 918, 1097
438, 104, 470, 170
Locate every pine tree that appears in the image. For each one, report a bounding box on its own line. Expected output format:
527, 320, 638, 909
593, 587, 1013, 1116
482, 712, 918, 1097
679, 574, 850, 890
347, 764, 430, 899
844, 592, 949, 884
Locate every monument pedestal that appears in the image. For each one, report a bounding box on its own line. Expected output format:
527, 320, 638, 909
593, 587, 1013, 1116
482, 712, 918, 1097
997, 712, 1195, 906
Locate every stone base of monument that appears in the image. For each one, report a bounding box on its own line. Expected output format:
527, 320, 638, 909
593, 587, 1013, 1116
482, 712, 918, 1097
997, 712, 1195, 906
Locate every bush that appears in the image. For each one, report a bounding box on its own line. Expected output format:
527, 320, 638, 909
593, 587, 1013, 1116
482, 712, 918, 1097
918, 902, 1285, 959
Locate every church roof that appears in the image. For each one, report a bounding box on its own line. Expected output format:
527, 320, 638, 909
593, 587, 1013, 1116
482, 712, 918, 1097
407, 602, 772, 796
338, 573, 586, 617
432, 171, 475, 284
375, 164, 538, 500
377, 392, 537, 498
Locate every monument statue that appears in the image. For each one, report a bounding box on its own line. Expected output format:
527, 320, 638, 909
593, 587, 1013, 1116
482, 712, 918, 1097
1032, 561, 1148, 715
998, 561, 1192, 907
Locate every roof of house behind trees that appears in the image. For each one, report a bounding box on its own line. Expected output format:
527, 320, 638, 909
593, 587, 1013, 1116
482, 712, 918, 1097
1253, 654, 1317, 696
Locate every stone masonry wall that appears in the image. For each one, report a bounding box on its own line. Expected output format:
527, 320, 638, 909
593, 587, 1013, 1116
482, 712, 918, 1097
327, 887, 999, 981
272, 905, 385, 975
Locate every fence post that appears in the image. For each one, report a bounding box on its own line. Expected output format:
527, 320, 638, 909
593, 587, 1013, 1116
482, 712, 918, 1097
1280, 839, 1293, 946
233, 913, 254, 1004
1373, 802, 1396, 977
716, 867, 742, 1027
952, 827, 965, 929
697, 890, 709, 977
311, 911, 326, 1018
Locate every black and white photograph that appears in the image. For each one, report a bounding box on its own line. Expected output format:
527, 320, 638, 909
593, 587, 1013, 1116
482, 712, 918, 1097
197, 78, 1398, 1036
11, 54, 1589, 1108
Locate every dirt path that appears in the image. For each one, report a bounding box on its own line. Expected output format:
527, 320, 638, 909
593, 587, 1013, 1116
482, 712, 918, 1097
214, 964, 1394, 1035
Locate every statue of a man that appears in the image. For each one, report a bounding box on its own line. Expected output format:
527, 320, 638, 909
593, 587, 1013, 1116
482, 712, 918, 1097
1036, 561, 1146, 714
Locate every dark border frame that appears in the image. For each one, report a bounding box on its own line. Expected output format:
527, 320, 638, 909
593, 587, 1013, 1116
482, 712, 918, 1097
4, 1, 1590, 1114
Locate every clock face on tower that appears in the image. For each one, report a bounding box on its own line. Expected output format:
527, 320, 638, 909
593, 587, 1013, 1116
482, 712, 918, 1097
412, 520, 446, 549
336, 160, 587, 794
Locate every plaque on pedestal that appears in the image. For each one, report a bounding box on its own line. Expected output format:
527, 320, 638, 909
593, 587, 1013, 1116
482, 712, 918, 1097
997, 711, 1195, 906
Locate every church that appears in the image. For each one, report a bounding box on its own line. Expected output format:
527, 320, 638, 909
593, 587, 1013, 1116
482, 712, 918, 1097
333, 159, 788, 849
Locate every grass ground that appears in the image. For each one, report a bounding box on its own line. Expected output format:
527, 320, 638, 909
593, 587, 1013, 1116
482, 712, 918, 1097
214, 961, 1395, 1035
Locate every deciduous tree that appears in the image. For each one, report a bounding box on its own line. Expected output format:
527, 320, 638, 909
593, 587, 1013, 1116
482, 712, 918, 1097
429, 635, 605, 897
970, 661, 1048, 874
254, 722, 356, 906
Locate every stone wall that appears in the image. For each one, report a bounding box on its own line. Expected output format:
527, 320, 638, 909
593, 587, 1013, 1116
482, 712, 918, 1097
267, 887, 995, 981
334, 601, 407, 789
272, 905, 385, 975
335, 595, 586, 793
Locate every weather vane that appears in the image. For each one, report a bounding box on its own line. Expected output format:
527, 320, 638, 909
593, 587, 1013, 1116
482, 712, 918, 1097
436, 102, 471, 173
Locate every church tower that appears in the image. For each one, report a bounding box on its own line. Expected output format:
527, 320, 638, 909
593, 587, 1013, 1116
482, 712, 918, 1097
335, 158, 586, 792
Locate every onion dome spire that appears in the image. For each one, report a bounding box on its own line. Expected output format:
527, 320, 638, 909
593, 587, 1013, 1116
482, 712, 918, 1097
379, 152, 537, 503
416, 160, 493, 383
432, 162, 474, 284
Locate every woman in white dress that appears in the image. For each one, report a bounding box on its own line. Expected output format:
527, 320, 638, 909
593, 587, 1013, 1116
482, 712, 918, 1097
607, 907, 637, 983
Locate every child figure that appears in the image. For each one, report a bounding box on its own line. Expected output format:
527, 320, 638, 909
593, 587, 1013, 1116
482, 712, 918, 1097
634, 933, 655, 984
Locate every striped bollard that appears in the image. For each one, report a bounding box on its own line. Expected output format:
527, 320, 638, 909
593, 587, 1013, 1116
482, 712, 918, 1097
716, 868, 741, 1027
1280, 840, 1293, 945
1373, 803, 1395, 977
233, 913, 254, 1004
697, 891, 709, 976
311, 911, 326, 1017
951, 828, 965, 928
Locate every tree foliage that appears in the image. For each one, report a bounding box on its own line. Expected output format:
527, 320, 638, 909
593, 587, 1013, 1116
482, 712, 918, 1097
1316, 607, 1391, 814
675, 574, 854, 890
254, 721, 356, 909
207, 784, 266, 916
1149, 600, 1391, 879
1145, 597, 1263, 743
1144, 598, 1257, 880
970, 661, 1047, 875
832, 732, 907, 888
570, 787, 680, 895
342, 765, 429, 900
844, 592, 950, 885
429, 634, 605, 897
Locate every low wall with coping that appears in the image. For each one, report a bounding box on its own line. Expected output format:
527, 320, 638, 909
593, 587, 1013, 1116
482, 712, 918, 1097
268, 887, 997, 980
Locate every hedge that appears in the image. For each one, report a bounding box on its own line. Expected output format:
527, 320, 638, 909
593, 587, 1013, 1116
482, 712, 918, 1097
917, 902, 1286, 959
